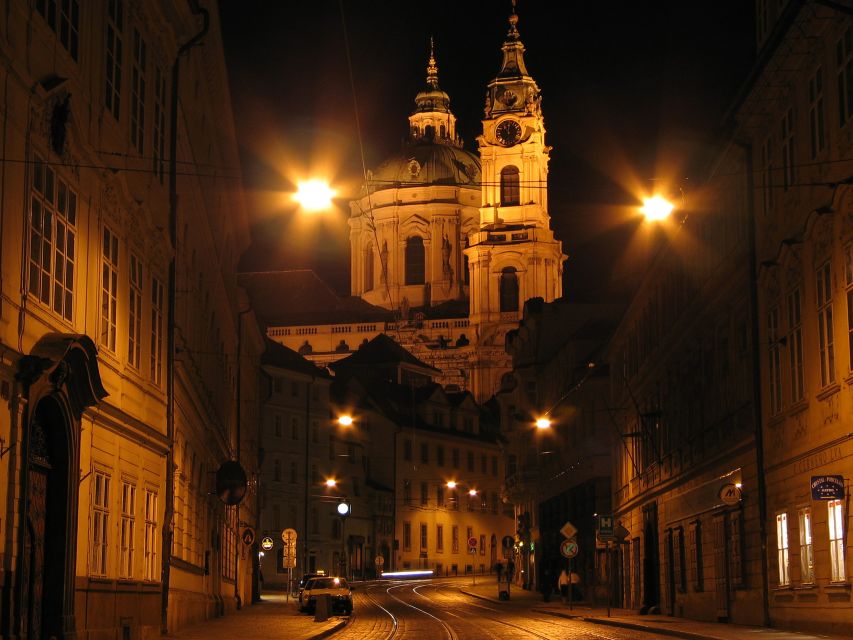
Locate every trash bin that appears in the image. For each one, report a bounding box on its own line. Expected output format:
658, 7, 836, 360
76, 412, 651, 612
313, 594, 330, 622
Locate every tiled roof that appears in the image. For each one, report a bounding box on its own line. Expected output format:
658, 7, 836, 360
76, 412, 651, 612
261, 338, 331, 379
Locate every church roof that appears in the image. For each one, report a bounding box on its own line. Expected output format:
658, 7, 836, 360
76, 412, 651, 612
369, 143, 481, 191
239, 270, 392, 327
330, 333, 440, 374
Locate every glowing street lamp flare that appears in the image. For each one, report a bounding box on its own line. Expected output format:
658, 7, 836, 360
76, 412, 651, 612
468, 489, 478, 497
293, 179, 336, 211
325, 478, 337, 488
640, 195, 675, 221
535, 417, 552, 430
446, 481, 457, 489
337, 415, 353, 427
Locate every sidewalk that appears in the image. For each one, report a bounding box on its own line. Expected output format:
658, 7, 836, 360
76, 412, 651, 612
458, 580, 848, 640
163, 593, 348, 640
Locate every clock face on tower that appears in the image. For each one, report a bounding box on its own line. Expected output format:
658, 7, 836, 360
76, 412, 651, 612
495, 119, 522, 146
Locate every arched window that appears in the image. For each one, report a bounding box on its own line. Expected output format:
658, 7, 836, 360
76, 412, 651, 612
500, 166, 520, 206
364, 244, 374, 291
440, 124, 446, 139
405, 236, 425, 285
499, 266, 519, 312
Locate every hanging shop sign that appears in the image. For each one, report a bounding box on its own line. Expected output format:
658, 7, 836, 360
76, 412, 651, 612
810, 475, 845, 500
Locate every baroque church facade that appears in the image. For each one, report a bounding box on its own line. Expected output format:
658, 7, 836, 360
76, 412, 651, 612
265, 9, 566, 401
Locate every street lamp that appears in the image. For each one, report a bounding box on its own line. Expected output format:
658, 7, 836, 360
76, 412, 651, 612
640, 195, 675, 221
325, 478, 338, 488
337, 414, 354, 427
535, 417, 552, 430
292, 179, 336, 212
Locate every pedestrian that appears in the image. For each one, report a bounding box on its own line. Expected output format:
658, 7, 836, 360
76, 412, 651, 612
495, 561, 504, 583
506, 559, 515, 584
558, 568, 569, 603
539, 563, 552, 602
570, 569, 582, 601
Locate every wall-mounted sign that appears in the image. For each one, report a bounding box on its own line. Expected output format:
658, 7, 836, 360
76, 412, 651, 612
241, 527, 255, 546
811, 475, 844, 500
718, 483, 742, 505
215, 460, 248, 505
261, 536, 274, 551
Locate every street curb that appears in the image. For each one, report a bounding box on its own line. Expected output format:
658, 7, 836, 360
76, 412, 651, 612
533, 608, 718, 640
307, 616, 350, 640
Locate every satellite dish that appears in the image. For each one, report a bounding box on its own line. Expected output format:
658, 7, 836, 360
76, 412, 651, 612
215, 460, 248, 505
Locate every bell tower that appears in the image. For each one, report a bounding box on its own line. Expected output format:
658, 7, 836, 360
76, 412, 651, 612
464, 5, 566, 399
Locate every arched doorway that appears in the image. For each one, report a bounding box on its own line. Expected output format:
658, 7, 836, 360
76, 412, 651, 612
15, 334, 107, 640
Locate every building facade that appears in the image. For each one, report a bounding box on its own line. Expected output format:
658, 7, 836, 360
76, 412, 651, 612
744, 1, 853, 634
0, 2, 263, 638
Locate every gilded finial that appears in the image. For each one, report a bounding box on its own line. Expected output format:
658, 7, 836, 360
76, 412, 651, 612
508, 0, 520, 38
426, 36, 439, 88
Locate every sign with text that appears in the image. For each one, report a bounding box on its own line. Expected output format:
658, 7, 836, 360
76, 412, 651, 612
811, 475, 844, 500
597, 514, 615, 540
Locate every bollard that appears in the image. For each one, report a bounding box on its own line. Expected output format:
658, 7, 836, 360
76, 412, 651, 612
313, 594, 330, 622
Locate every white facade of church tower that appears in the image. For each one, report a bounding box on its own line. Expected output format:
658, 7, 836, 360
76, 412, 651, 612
465, 8, 566, 397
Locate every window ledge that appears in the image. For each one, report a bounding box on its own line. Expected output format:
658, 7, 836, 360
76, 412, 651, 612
773, 585, 793, 591
787, 399, 808, 416
792, 584, 817, 590
816, 383, 841, 401
825, 581, 851, 589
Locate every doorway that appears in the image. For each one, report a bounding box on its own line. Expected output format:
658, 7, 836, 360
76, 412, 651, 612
642, 502, 660, 613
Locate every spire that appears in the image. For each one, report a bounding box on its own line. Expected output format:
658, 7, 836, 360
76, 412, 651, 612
426, 36, 439, 88
498, 1, 529, 78
507, 0, 520, 40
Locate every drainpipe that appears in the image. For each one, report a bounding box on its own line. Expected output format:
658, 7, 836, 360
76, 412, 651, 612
162, 2, 209, 634
739, 139, 771, 627
235, 308, 252, 609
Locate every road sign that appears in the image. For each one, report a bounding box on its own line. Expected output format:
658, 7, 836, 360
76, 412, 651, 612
241, 527, 255, 546
501, 535, 514, 550
597, 515, 615, 540
282, 528, 297, 544
560, 520, 577, 540
282, 555, 296, 569
375, 555, 385, 566
467, 536, 478, 550
261, 536, 274, 551
719, 483, 742, 505
560, 539, 579, 559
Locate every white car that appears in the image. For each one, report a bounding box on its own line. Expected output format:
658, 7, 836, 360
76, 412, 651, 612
299, 576, 353, 615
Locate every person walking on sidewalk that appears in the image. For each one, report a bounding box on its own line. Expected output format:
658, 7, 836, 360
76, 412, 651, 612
558, 568, 570, 603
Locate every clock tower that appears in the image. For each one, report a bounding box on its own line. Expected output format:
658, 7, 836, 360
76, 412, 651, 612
465, 6, 566, 398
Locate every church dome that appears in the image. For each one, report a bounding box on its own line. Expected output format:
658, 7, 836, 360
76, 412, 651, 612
369, 143, 481, 191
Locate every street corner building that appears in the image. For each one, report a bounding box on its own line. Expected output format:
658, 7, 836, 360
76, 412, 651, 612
0, 2, 264, 638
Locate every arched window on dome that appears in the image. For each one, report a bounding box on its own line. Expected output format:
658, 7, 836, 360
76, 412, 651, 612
364, 244, 374, 291
500, 166, 520, 206
405, 236, 425, 285
424, 125, 435, 141
440, 124, 446, 139
499, 267, 519, 312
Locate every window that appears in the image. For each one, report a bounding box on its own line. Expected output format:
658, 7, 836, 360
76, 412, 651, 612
291, 417, 298, 440
153, 66, 166, 181
289, 462, 297, 484
128, 254, 143, 369
761, 136, 773, 216
787, 288, 805, 402
274, 415, 282, 438
91, 471, 110, 576
798, 507, 814, 583
500, 166, 519, 206
729, 511, 744, 586
499, 267, 519, 312
491, 456, 498, 476
479, 534, 486, 555
130, 29, 146, 153
143, 489, 158, 581
403, 522, 412, 551
689, 520, 703, 591
838, 27, 853, 127
404, 479, 412, 506
780, 108, 795, 191
101, 227, 119, 352
364, 244, 374, 291
436, 524, 444, 552
480, 454, 487, 474
776, 512, 790, 586
767, 306, 782, 415
816, 262, 836, 387
420, 482, 429, 506
119, 481, 136, 579
405, 236, 425, 285
274, 459, 281, 482
404, 438, 412, 462
436, 485, 444, 508
846, 243, 853, 372
828, 499, 846, 581
809, 67, 826, 158
420, 523, 428, 550
150, 276, 164, 384
467, 450, 474, 472
222, 506, 237, 580
36, 0, 79, 60
452, 448, 460, 469
29, 156, 77, 321
105, 0, 124, 120
673, 527, 685, 592
452, 525, 459, 553
437, 445, 445, 467
420, 442, 429, 464
491, 492, 498, 514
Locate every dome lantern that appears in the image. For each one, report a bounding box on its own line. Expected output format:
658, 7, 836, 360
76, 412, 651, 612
409, 39, 461, 147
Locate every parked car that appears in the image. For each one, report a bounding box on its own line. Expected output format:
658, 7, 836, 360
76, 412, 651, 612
299, 576, 353, 615
296, 572, 324, 599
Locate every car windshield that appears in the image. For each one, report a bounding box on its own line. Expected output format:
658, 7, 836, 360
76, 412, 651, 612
308, 577, 348, 590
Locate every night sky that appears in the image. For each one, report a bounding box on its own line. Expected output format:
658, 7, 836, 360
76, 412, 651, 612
220, 1, 755, 303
